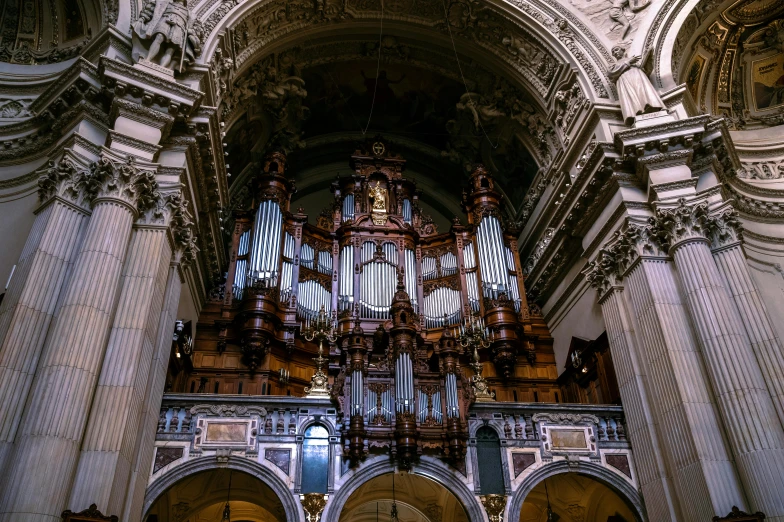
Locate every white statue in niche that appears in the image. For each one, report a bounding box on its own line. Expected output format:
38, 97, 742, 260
133, 0, 202, 72
608, 46, 665, 124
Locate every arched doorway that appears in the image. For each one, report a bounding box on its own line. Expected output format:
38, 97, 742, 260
519, 474, 638, 522
144, 468, 288, 522
338, 473, 469, 522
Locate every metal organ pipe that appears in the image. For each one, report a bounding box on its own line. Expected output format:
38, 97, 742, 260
423, 287, 462, 328
402, 199, 412, 224
297, 280, 331, 320
462, 243, 480, 311
342, 194, 355, 222
351, 370, 363, 417
279, 232, 295, 302
233, 230, 251, 300
404, 249, 417, 311
475, 216, 507, 297
395, 352, 414, 413
339, 246, 354, 311
360, 242, 398, 319
249, 200, 283, 285
445, 373, 459, 418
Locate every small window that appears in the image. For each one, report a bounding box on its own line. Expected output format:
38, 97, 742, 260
190, 381, 195, 393
476, 427, 504, 494
533, 391, 539, 402
301, 424, 330, 493
261, 382, 267, 395
512, 390, 518, 402
214, 381, 220, 394
238, 381, 243, 394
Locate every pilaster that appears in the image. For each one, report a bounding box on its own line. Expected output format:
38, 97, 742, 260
0, 156, 92, 473
584, 259, 679, 522
68, 190, 194, 515
653, 199, 784, 520
594, 222, 745, 520
707, 209, 784, 429
0, 153, 159, 522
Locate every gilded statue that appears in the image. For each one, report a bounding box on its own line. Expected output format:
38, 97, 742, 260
133, 0, 202, 72
369, 182, 387, 213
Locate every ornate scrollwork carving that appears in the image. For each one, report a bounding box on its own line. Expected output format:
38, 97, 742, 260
531, 412, 600, 425
82, 156, 160, 214
189, 404, 268, 417
705, 208, 743, 249
479, 495, 507, 522
651, 198, 711, 251
37, 159, 86, 206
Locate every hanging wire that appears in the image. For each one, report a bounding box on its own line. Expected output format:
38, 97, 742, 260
362, 0, 385, 135
390, 472, 399, 521
544, 478, 555, 522
222, 470, 233, 521
439, 0, 499, 149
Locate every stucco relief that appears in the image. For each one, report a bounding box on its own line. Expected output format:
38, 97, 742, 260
567, 0, 653, 43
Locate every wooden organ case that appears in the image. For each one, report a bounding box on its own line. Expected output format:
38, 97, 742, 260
177, 140, 561, 468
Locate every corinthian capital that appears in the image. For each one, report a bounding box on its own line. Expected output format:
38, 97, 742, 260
651, 198, 710, 251
705, 208, 743, 249
614, 223, 665, 273
82, 156, 159, 213
583, 248, 619, 296
37, 158, 89, 208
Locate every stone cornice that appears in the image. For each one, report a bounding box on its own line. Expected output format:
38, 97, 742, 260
99, 58, 204, 115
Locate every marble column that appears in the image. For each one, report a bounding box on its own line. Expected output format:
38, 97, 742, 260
0, 155, 159, 522
707, 210, 784, 429
0, 159, 92, 473
606, 223, 745, 521
122, 254, 186, 522
68, 191, 192, 514
585, 260, 679, 522
655, 201, 784, 520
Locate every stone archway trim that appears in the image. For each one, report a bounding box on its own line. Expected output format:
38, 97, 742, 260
142, 456, 303, 522
507, 460, 647, 522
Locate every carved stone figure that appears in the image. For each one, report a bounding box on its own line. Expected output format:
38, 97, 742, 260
133, 0, 203, 72
609, 0, 651, 39
608, 46, 665, 124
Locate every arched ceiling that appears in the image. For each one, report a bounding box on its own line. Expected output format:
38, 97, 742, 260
339, 472, 469, 522
219, 25, 556, 221
0, 0, 99, 64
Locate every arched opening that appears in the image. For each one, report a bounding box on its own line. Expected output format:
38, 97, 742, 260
145, 468, 287, 522
301, 423, 330, 494
475, 426, 505, 494
519, 474, 639, 522
338, 472, 469, 522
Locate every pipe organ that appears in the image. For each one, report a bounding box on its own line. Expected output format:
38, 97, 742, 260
186, 141, 559, 469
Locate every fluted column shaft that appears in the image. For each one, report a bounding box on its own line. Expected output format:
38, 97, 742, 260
0, 195, 138, 522
712, 242, 784, 428
598, 286, 679, 522
0, 196, 89, 472
671, 237, 784, 519
624, 258, 744, 520
68, 224, 173, 514
122, 262, 182, 522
